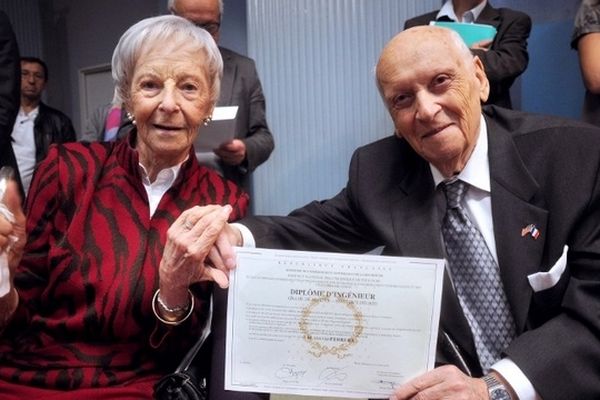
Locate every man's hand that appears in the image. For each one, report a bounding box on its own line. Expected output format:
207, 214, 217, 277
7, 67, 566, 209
214, 139, 246, 166
390, 365, 488, 400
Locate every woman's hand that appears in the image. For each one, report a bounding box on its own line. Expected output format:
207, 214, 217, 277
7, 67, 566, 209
158, 204, 235, 308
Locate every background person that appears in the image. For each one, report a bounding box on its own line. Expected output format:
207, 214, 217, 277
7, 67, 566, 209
169, 0, 275, 195
0, 15, 248, 399
80, 87, 131, 142
205, 26, 600, 400
572, 0, 600, 127
404, 0, 531, 109
10, 56, 76, 198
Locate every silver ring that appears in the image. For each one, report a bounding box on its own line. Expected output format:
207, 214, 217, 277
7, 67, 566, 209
183, 219, 194, 230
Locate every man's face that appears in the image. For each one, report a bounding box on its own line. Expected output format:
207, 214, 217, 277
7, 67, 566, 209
376, 27, 489, 177
172, 0, 221, 42
21, 61, 46, 102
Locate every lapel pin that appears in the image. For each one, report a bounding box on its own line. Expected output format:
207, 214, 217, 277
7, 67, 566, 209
521, 223, 540, 240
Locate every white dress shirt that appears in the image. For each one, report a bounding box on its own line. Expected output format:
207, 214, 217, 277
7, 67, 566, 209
11, 107, 38, 195
139, 161, 183, 217
430, 115, 540, 400
437, 0, 488, 23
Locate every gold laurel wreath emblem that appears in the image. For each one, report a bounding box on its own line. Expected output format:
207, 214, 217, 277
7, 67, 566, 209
298, 294, 364, 359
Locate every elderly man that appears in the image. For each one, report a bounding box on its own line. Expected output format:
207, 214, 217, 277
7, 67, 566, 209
205, 26, 600, 400
168, 0, 274, 195
405, 0, 531, 109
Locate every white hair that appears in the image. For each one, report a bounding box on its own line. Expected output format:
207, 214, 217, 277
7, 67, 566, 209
111, 14, 223, 107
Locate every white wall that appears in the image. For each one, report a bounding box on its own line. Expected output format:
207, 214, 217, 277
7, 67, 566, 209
248, 0, 441, 216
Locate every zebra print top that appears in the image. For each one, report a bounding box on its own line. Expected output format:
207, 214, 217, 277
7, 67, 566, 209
0, 136, 248, 398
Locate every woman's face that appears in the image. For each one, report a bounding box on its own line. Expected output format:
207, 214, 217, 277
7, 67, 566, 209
129, 42, 213, 168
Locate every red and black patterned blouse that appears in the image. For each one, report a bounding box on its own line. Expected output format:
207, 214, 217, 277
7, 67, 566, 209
0, 136, 248, 399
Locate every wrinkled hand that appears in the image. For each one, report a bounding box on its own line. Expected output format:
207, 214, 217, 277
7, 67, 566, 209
0, 180, 26, 273
214, 139, 246, 166
159, 205, 235, 297
390, 365, 487, 400
470, 39, 492, 51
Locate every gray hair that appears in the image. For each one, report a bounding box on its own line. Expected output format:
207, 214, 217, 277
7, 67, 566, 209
111, 14, 223, 108
168, 0, 224, 16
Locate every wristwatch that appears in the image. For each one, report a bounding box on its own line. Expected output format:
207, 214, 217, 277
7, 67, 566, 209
483, 374, 512, 400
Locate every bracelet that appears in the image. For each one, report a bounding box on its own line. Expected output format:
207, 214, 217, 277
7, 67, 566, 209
152, 289, 195, 326
156, 290, 189, 313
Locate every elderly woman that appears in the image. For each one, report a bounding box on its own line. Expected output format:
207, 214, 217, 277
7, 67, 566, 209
0, 15, 247, 399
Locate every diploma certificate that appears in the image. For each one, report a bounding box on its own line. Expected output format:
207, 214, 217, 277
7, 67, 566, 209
225, 248, 445, 398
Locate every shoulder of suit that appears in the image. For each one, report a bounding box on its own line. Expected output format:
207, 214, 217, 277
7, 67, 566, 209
494, 7, 531, 22
483, 105, 600, 143
404, 11, 438, 29
356, 135, 412, 158
219, 46, 256, 66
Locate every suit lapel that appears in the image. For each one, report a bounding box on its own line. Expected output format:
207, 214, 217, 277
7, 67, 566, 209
486, 113, 548, 333
475, 3, 501, 29
390, 154, 441, 258
218, 47, 236, 105
390, 145, 480, 368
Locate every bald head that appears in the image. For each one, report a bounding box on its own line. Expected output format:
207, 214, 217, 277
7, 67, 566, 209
376, 26, 473, 94
375, 26, 490, 177
169, 0, 223, 41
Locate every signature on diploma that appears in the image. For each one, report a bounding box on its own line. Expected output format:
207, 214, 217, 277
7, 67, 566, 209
274, 366, 308, 380
378, 379, 396, 389
319, 367, 348, 382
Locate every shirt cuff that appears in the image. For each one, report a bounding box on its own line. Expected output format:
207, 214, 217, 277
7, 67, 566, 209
491, 358, 541, 400
231, 223, 256, 248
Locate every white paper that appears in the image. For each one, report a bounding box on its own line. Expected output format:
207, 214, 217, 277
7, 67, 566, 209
194, 105, 239, 152
0, 204, 15, 296
225, 248, 445, 398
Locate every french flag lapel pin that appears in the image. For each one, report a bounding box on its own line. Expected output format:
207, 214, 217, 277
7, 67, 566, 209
521, 223, 540, 240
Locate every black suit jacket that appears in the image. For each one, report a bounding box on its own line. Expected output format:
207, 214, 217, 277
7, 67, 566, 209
216, 47, 274, 194
0, 12, 20, 192
404, 3, 531, 109
239, 106, 600, 399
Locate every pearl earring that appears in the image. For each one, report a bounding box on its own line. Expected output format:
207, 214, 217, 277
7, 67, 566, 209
126, 111, 136, 125
203, 116, 212, 126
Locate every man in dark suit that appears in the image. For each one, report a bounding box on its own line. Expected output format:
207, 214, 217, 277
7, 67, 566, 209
0, 12, 21, 191
203, 26, 600, 400
169, 0, 274, 195
404, 0, 531, 109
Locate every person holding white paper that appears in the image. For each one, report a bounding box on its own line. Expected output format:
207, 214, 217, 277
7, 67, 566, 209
201, 26, 600, 400
404, 0, 531, 109
169, 0, 274, 194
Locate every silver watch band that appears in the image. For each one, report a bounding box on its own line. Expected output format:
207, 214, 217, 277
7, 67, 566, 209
483, 374, 512, 400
